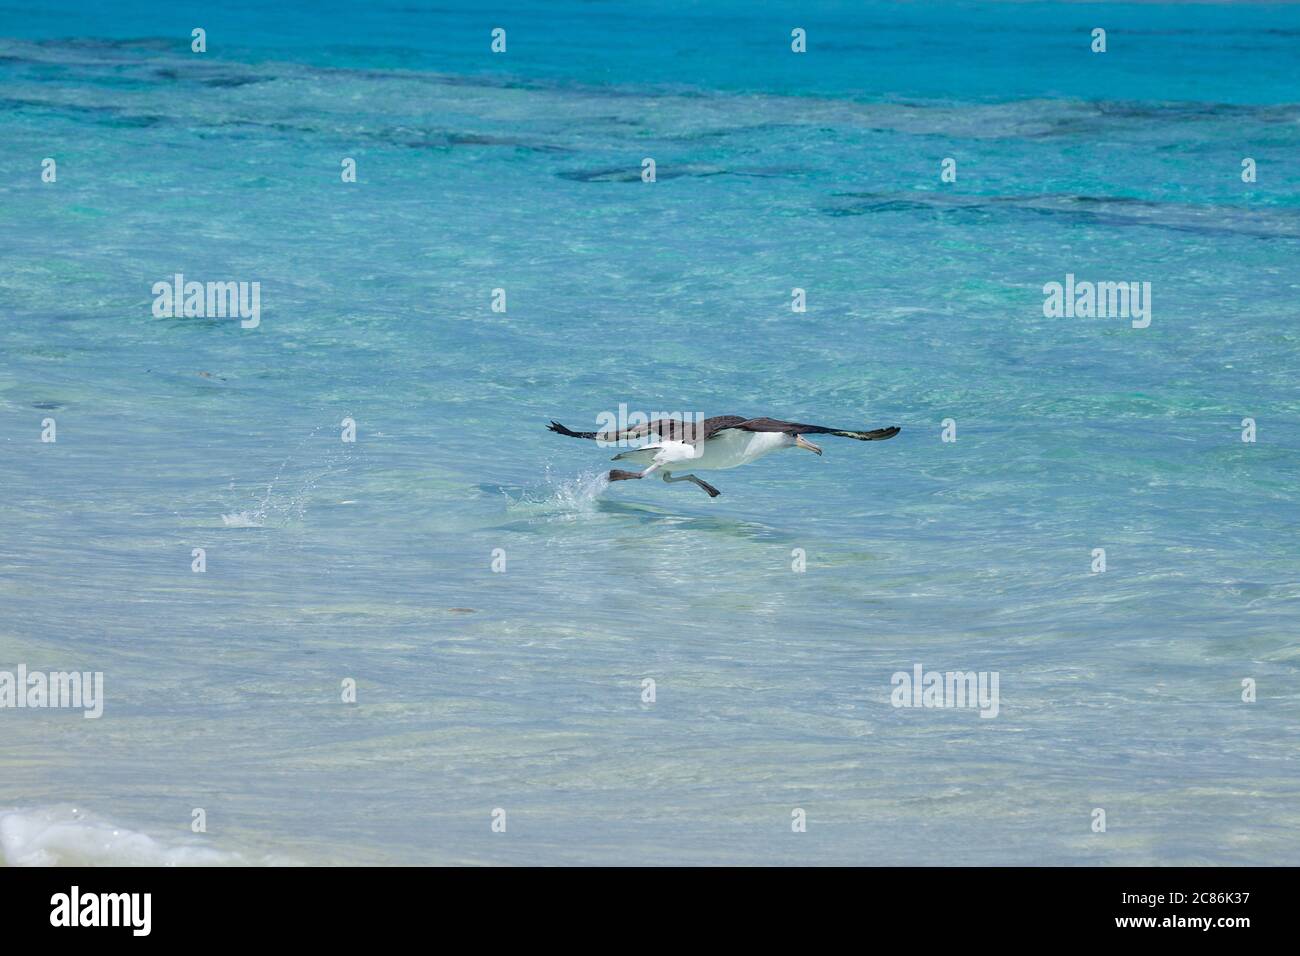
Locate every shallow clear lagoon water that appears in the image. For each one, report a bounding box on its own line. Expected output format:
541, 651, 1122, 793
1, 1, 1298, 864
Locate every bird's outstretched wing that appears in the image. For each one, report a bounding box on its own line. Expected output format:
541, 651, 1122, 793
728, 418, 901, 442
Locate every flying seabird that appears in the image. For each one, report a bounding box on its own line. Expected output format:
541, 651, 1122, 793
547, 416, 900, 497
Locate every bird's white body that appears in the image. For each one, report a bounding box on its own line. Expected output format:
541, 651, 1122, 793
614, 429, 793, 472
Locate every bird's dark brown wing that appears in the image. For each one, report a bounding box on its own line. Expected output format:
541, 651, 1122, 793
729, 418, 901, 442
633, 416, 746, 442
698, 416, 749, 440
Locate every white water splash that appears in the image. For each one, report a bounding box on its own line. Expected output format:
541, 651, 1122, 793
220, 426, 358, 529
501, 467, 610, 520
221, 510, 265, 528
549, 468, 612, 510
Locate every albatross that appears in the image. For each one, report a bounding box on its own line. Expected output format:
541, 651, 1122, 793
548, 416, 900, 497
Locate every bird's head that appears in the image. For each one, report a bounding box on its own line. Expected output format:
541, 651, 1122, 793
792, 434, 822, 456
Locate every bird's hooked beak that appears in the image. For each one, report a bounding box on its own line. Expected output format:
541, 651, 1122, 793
794, 434, 822, 456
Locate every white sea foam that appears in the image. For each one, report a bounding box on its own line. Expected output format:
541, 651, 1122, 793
0, 806, 247, 867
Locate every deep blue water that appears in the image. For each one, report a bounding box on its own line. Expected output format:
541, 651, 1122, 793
1, 1, 1297, 864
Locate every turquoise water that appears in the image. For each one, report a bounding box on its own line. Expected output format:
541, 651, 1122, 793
1, 1, 1298, 865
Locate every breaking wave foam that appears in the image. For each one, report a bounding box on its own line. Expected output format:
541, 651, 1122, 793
0, 806, 251, 867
